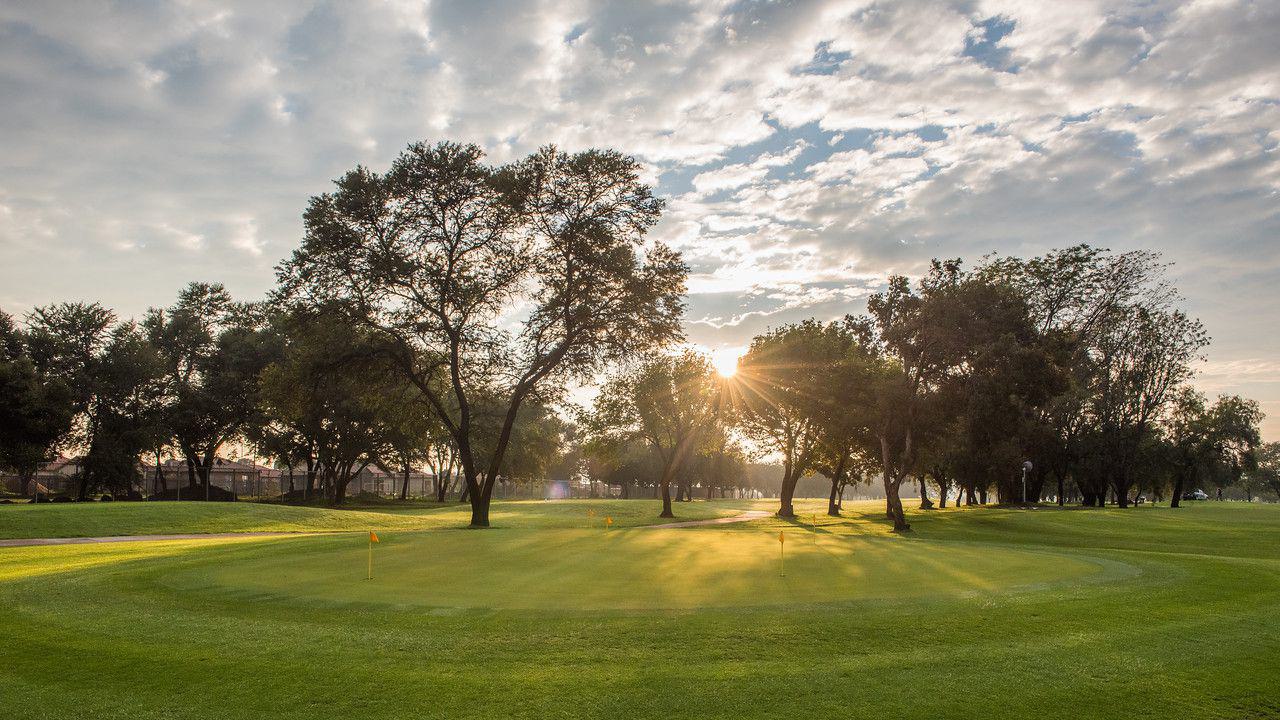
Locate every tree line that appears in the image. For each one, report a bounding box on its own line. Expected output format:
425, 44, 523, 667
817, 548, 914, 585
1, 140, 1273, 527
1, 141, 692, 524
583, 247, 1270, 530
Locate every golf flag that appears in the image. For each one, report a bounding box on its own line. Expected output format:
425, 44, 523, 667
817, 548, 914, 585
778, 530, 785, 544
369, 531, 380, 543
606, 516, 613, 528
366, 531, 379, 580
779, 530, 786, 577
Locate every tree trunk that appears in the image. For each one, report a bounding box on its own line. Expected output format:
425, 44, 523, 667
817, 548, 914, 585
400, 463, 410, 501
918, 474, 933, 510
659, 466, 675, 518
466, 475, 487, 526
778, 464, 799, 518
153, 453, 166, 494
884, 475, 909, 532
827, 453, 848, 516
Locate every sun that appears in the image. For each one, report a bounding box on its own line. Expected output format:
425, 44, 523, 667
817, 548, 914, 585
711, 347, 742, 377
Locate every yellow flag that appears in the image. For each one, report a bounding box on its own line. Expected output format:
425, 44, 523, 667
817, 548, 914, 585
606, 516, 613, 526
369, 531, 380, 543
778, 530, 785, 544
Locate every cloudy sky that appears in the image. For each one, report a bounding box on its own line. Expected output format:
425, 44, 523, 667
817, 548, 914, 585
1, 0, 1277, 436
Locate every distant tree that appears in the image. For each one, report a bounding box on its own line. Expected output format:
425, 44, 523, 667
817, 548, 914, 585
280, 141, 685, 526
255, 309, 412, 504
1251, 442, 1280, 501
379, 398, 437, 501
978, 245, 1196, 507
146, 283, 279, 498
583, 435, 660, 500
735, 319, 861, 518
684, 430, 747, 499
1086, 304, 1207, 507
23, 302, 119, 496
1166, 390, 1262, 508
77, 323, 166, 499
802, 318, 879, 516
863, 264, 980, 529
0, 309, 75, 497
471, 396, 568, 497
586, 350, 721, 518
24, 302, 116, 434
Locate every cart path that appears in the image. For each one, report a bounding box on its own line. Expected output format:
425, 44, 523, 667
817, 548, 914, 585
0, 511, 774, 547
644, 510, 771, 529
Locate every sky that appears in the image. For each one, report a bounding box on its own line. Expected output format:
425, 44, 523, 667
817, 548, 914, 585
0, 0, 1278, 438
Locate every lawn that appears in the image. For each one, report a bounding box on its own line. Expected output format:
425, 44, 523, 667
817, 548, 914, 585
1, 499, 1278, 719
0, 497, 744, 539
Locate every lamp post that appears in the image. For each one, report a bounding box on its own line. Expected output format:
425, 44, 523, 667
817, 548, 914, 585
1022, 460, 1033, 505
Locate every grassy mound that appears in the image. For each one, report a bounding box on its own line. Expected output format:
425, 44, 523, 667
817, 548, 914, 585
176, 527, 1119, 610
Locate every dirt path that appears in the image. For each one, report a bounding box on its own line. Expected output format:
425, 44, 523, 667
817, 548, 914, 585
644, 510, 771, 529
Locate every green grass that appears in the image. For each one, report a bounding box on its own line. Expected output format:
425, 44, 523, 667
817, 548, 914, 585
0, 497, 744, 538
2, 499, 1278, 719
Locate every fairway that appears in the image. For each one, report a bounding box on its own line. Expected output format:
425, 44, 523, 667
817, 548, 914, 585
2, 499, 1279, 719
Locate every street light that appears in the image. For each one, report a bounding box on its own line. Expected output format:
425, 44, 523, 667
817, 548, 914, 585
1022, 460, 1033, 505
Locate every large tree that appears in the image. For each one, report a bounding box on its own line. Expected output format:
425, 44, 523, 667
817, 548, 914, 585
1085, 304, 1207, 507
978, 245, 1190, 507
77, 322, 166, 499
254, 309, 414, 504
735, 319, 861, 518
146, 283, 278, 498
0, 309, 75, 497
1252, 442, 1280, 501
1166, 389, 1262, 508
586, 350, 721, 518
280, 141, 685, 526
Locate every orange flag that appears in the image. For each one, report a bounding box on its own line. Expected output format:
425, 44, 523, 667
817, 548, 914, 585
369, 531, 380, 543
778, 530, 785, 544
605, 516, 613, 527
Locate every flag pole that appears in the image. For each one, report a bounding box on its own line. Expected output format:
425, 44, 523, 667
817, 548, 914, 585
779, 530, 786, 577
367, 534, 372, 580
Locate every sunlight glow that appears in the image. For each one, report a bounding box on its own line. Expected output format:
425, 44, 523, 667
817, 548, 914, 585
711, 347, 743, 377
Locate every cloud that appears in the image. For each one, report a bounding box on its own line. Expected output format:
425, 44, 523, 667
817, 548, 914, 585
0, 0, 1278, 435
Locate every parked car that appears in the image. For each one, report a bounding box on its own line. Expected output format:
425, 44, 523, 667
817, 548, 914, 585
1182, 489, 1209, 501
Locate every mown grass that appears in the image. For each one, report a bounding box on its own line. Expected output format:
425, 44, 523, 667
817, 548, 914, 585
0, 497, 745, 539
1, 500, 1278, 719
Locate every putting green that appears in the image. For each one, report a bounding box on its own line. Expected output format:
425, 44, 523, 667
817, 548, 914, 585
169, 527, 1129, 610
